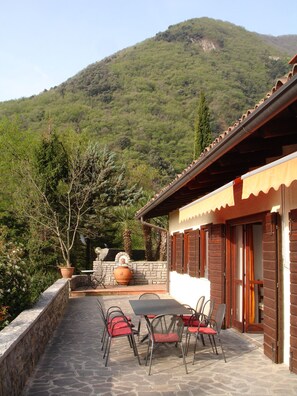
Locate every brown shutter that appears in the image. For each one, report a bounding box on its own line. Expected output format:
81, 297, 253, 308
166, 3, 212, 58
209, 224, 225, 306
290, 209, 297, 373
170, 235, 175, 271
263, 212, 282, 363
175, 233, 184, 274
188, 230, 200, 278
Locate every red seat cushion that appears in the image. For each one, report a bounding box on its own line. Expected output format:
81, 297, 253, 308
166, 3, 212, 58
110, 326, 132, 337
153, 333, 179, 343
181, 315, 191, 325
197, 327, 217, 335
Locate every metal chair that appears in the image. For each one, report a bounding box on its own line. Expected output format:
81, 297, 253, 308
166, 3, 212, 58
103, 310, 141, 367
192, 303, 227, 363
97, 300, 133, 351
145, 314, 188, 375
195, 295, 206, 315
137, 292, 160, 338
185, 298, 215, 353
181, 296, 205, 327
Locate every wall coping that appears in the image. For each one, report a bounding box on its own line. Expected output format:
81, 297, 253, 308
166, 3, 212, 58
0, 278, 68, 361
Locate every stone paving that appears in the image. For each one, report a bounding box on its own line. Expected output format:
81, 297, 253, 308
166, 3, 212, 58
22, 294, 297, 396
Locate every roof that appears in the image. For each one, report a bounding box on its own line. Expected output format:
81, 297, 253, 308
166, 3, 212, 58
137, 58, 297, 220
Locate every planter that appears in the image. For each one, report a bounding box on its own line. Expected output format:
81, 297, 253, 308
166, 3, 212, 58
59, 266, 75, 279
114, 265, 132, 286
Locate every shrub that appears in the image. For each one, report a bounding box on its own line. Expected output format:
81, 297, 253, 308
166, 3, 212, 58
0, 242, 31, 320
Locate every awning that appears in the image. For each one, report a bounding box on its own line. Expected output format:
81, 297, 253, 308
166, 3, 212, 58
179, 181, 234, 221
242, 151, 297, 199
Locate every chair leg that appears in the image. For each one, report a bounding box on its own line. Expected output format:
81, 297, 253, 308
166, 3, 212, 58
137, 317, 142, 340
180, 341, 188, 374
104, 336, 112, 367
192, 334, 199, 364
185, 332, 193, 355
130, 334, 141, 365
208, 334, 216, 354
217, 335, 227, 363
148, 340, 154, 375
145, 339, 150, 366
211, 335, 218, 355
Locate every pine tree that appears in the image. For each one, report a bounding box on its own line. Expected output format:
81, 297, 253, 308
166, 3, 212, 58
194, 92, 213, 159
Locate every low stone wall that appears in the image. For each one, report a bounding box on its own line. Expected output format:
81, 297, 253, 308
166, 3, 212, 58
0, 279, 69, 396
93, 260, 167, 285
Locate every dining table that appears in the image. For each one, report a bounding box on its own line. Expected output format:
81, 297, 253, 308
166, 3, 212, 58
129, 298, 191, 342
129, 298, 191, 316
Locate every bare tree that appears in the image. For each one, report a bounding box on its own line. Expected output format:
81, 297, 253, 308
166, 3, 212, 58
15, 143, 118, 267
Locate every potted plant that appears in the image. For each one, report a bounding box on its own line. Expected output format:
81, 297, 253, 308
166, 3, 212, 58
113, 252, 132, 285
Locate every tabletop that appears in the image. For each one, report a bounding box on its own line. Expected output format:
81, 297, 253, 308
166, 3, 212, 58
129, 298, 191, 316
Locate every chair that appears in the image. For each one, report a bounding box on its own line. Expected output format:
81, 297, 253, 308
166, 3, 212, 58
103, 310, 141, 367
97, 300, 133, 351
137, 293, 160, 338
181, 296, 205, 327
185, 299, 215, 353
195, 295, 206, 315
192, 303, 226, 364
145, 314, 188, 375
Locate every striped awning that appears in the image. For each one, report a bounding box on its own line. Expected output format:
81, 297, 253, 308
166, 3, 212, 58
179, 151, 297, 222
179, 181, 234, 221
242, 151, 297, 199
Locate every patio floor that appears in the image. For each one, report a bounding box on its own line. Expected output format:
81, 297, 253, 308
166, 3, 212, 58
22, 292, 297, 395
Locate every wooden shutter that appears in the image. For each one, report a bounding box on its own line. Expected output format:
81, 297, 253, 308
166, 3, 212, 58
290, 209, 297, 373
263, 212, 283, 363
209, 224, 225, 306
170, 234, 176, 271
188, 230, 199, 278
175, 233, 184, 274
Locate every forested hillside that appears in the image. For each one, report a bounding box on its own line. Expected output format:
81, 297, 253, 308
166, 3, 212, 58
0, 18, 296, 319
0, 17, 295, 194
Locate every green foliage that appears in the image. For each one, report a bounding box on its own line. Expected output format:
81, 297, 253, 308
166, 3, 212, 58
194, 92, 213, 159
0, 230, 59, 329
0, 241, 31, 319
11, 131, 143, 267
0, 19, 293, 196
35, 131, 69, 210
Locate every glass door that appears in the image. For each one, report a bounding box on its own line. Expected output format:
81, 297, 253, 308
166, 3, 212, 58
231, 222, 263, 333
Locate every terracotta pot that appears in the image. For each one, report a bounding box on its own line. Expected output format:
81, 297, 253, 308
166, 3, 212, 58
114, 266, 132, 286
59, 266, 75, 279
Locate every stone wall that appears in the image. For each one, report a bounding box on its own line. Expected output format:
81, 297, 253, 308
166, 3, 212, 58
93, 260, 167, 285
0, 279, 69, 396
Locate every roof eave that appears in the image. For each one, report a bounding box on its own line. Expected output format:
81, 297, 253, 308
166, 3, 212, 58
136, 73, 297, 220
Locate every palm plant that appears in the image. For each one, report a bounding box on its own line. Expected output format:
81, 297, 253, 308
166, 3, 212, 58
112, 205, 140, 258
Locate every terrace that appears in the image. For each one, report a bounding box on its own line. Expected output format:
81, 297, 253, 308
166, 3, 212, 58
2, 279, 297, 395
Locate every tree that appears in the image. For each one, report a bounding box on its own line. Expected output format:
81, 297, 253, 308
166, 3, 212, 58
112, 205, 137, 258
193, 92, 213, 159
14, 135, 141, 268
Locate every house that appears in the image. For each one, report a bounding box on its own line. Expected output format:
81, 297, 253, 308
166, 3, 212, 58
136, 55, 297, 373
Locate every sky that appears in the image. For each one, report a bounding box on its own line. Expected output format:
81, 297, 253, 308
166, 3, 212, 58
0, 0, 296, 102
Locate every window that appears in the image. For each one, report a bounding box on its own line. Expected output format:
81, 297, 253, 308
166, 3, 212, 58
170, 226, 209, 278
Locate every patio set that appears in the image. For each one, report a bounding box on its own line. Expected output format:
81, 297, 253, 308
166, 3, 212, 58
98, 292, 226, 375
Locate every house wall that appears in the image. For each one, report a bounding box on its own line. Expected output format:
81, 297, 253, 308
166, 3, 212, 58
168, 181, 297, 367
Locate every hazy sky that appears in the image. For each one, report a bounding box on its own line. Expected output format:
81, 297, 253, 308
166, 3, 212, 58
0, 0, 296, 102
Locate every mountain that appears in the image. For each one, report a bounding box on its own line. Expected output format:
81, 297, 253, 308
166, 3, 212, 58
0, 18, 296, 193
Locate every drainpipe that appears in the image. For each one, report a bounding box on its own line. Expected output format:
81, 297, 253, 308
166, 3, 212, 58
139, 217, 170, 293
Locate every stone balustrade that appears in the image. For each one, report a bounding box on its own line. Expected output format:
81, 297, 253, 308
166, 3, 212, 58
0, 279, 69, 396
93, 260, 167, 285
